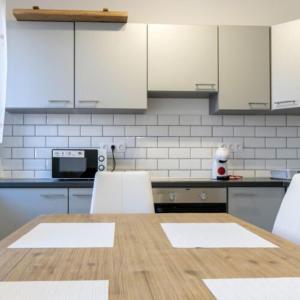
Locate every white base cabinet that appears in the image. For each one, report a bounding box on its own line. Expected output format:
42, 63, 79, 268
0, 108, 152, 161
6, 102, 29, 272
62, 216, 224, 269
69, 188, 93, 214
0, 188, 68, 240
228, 187, 285, 231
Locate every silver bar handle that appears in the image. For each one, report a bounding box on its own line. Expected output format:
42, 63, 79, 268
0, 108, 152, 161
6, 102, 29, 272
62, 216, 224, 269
48, 100, 71, 103
78, 100, 100, 103
274, 100, 296, 105
195, 83, 217, 91
40, 194, 66, 198
248, 102, 268, 108
72, 194, 93, 198
233, 193, 256, 197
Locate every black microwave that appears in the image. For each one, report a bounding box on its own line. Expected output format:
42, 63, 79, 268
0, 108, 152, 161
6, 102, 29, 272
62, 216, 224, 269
52, 149, 106, 179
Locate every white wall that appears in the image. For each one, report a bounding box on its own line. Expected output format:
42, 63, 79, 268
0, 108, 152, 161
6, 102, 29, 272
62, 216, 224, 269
7, 0, 300, 25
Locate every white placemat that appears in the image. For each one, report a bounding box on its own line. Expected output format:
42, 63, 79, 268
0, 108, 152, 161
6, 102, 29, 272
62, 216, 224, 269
161, 223, 277, 248
203, 278, 300, 300
0, 280, 108, 300
8, 223, 115, 249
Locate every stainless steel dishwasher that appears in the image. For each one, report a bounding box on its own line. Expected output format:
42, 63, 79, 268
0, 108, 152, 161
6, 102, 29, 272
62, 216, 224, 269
153, 188, 227, 213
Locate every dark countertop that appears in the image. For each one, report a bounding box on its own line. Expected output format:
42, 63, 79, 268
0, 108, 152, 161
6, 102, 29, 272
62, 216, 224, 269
0, 177, 290, 189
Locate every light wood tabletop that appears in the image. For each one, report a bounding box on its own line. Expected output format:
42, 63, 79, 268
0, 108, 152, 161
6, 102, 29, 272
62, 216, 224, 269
0, 213, 300, 299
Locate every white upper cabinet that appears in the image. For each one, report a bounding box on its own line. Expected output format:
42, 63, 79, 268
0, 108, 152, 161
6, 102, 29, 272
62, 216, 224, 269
75, 23, 147, 111
148, 24, 218, 93
272, 19, 300, 110
6, 22, 74, 110
211, 26, 270, 113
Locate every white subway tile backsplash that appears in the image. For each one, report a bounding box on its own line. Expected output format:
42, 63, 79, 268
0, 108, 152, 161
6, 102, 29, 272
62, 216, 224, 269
24, 137, 45, 147
201, 115, 222, 126
287, 160, 300, 169
114, 115, 135, 125
103, 126, 125, 136
265, 138, 286, 148
69, 137, 91, 148
169, 148, 190, 158
13, 125, 34, 136
213, 126, 233, 137
136, 115, 157, 125
169, 170, 191, 178
277, 149, 297, 159
180, 159, 201, 169
277, 127, 297, 137
81, 126, 102, 136
255, 170, 271, 177
12, 148, 34, 159
158, 115, 179, 125
180, 137, 201, 147
223, 116, 244, 126
180, 115, 201, 125
12, 171, 34, 179
244, 160, 265, 170
125, 148, 147, 159
125, 126, 146, 136
234, 127, 255, 137
266, 159, 286, 169
136, 137, 157, 148
3, 136, 23, 147
191, 126, 212, 136
46, 137, 67, 148
35, 148, 52, 159
92, 114, 113, 125
191, 148, 212, 158
24, 159, 45, 170
244, 138, 265, 148
169, 126, 190, 136
2, 109, 300, 179
136, 159, 157, 170
255, 127, 276, 137
5, 113, 23, 125
287, 116, 300, 126
158, 159, 179, 170
58, 126, 80, 136
266, 115, 286, 126
36, 126, 57, 136
244, 116, 265, 126
147, 126, 168, 136
47, 114, 68, 125
24, 114, 46, 125
287, 138, 300, 148
255, 149, 276, 159
147, 148, 168, 159
69, 114, 91, 125
149, 170, 169, 178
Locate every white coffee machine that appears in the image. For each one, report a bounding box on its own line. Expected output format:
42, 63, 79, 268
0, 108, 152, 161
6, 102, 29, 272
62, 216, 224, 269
212, 146, 230, 180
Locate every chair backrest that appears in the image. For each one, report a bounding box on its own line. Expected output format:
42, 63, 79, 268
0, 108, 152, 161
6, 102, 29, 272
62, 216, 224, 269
272, 174, 300, 244
90, 171, 154, 214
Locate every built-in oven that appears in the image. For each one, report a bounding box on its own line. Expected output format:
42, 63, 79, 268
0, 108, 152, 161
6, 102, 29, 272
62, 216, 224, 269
52, 149, 106, 179
153, 188, 227, 213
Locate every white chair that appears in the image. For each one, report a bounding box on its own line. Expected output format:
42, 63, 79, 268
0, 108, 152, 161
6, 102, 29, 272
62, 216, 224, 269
90, 171, 154, 214
273, 174, 300, 244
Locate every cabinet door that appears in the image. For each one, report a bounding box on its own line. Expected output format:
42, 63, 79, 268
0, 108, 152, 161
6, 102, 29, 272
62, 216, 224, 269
217, 26, 270, 111
148, 24, 218, 92
228, 187, 285, 231
272, 20, 300, 110
75, 23, 147, 110
69, 188, 93, 214
0, 188, 68, 240
6, 22, 74, 109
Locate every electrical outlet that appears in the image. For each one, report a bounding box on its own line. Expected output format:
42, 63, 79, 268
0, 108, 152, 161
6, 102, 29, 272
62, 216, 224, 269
99, 143, 126, 153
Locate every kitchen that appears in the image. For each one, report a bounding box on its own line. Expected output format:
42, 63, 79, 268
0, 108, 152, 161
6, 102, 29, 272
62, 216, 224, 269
0, 0, 300, 299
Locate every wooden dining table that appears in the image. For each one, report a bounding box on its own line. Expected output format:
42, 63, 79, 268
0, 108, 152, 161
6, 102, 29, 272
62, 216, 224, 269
0, 213, 300, 299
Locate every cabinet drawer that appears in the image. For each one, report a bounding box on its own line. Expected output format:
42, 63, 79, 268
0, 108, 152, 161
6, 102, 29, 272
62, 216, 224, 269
69, 188, 93, 214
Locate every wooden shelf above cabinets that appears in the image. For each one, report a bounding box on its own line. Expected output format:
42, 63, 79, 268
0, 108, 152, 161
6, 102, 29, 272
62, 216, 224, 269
13, 7, 128, 23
